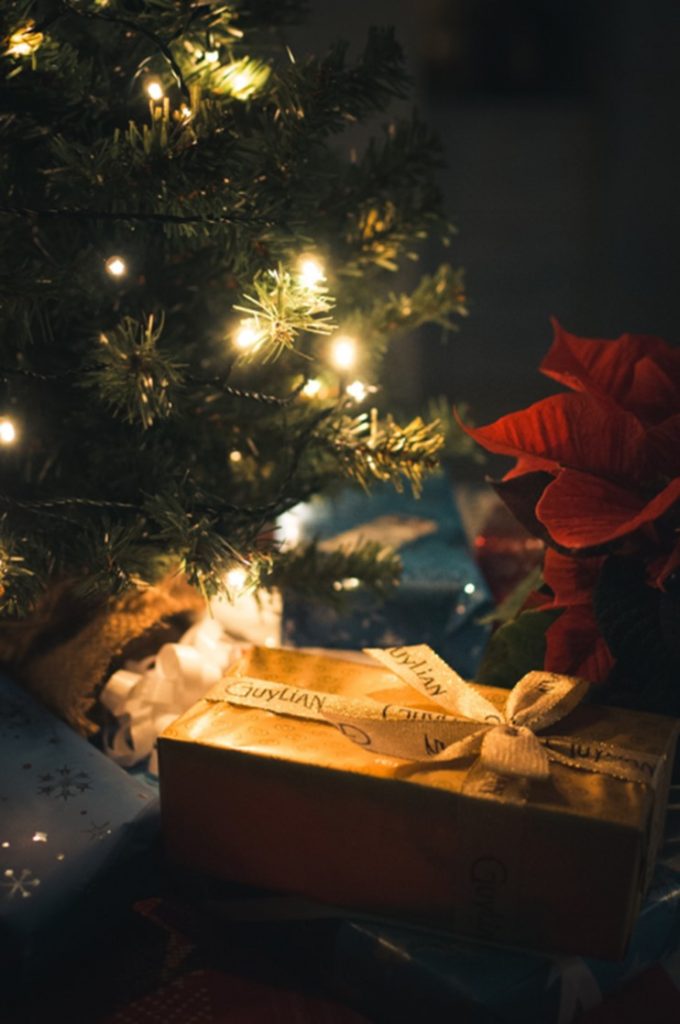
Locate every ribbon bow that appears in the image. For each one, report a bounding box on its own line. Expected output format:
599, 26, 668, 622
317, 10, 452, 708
101, 617, 245, 773
361, 646, 590, 781
219, 644, 659, 790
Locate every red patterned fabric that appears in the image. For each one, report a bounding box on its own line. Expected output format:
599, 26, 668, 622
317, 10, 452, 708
103, 969, 370, 1024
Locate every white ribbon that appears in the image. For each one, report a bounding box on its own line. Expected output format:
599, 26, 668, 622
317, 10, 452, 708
547, 956, 602, 1024
101, 616, 246, 774
216, 644, 661, 792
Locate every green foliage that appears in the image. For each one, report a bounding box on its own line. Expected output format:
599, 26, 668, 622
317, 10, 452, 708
265, 539, 402, 607
0, 0, 465, 617
85, 314, 185, 429
476, 609, 562, 689
0, 515, 44, 615
478, 565, 543, 625
313, 411, 445, 497
233, 266, 335, 360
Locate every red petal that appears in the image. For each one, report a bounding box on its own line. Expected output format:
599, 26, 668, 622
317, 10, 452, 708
647, 415, 680, 477
541, 320, 677, 416
544, 604, 614, 682
537, 470, 680, 548
624, 357, 680, 425
462, 393, 648, 481
542, 548, 604, 606
503, 457, 547, 481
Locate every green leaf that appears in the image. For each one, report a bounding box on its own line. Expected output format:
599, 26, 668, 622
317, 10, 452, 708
476, 608, 562, 689
478, 564, 543, 626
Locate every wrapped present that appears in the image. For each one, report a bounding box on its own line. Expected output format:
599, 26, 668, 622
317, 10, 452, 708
0, 672, 159, 987
159, 644, 679, 959
281, 476, 492, 679
332, 791, 680, 1024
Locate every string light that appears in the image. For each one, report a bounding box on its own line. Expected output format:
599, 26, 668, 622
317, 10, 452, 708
346, 380, 368, 403
104, 255, 127, 278
225, 566, 248, 594
145, 79, 164, 102
330, 335, 357, 371
204, 50, 220, 64
216, 58, 269, 100
278, 502, 312, 549
231, 70, 252, 96
6, 23, 43, 57
0, 418, 17, 445
233, 318, 263, 352
301, 378, 322, 398
229, 449, 243, 463
297, 256, 325, 290
333, 577, 361, 591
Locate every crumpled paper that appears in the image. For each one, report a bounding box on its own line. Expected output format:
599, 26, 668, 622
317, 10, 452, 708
101, 590, 281, 774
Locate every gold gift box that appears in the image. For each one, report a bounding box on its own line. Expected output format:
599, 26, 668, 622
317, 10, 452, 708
158, 646, 679, 958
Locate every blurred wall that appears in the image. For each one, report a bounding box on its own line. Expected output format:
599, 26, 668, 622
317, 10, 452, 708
293, 0, 680, 421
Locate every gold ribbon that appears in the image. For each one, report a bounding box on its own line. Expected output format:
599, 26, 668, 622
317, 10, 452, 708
214, 644, 661, 793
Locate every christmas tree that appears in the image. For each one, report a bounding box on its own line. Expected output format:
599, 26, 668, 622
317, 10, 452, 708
0, 0, 466, 621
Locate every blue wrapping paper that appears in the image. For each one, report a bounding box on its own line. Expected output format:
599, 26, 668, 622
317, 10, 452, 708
0, 673, 160, 985
282, 476, 492, 678
333, 787, 680, 1024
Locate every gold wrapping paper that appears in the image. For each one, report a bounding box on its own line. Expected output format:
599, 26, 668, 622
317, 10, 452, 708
158, 646, 679, 959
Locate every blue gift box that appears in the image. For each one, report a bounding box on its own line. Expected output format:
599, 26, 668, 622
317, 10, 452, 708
282, 476, 492, 678
0, 673, 160, 987
332, 787, 680, 1024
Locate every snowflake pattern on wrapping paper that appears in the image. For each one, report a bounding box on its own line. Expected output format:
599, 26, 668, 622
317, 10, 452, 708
82, 821, 112, 842
2, 867, 41, 899
37, 764, 91, 800
0, 696, 31, 738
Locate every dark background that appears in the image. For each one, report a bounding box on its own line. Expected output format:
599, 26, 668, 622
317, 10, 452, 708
292, 0, 680, 422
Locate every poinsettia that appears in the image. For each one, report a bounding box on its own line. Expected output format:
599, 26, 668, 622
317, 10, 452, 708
467, 321, 680, 700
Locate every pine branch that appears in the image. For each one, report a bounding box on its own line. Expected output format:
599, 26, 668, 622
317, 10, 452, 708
0, 2, 458, 617
316, 410, 445, 496
265, 539, 402, 607
0, 204, 271, 227
56, 0, 191, 103
233, 265, 335, 360
84, 314, 185, 430
0, 516, 44, 616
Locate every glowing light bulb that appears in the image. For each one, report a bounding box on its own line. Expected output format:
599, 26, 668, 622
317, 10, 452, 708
277, 502, 311, 550
204, 50, 220, 64
298, 256, 325, 290
225, 567, 248, 592
346, 380, 368, 403
333, 577, 361, 592
278, 512, 301, 548
0, 418, 17, 445
231, 71, 250, 95
145, 79, 164, 102
6, 23, 43, 57
105, 255, 127, 278
229, 449, 243, 463
301, 377, 322, 398
330, 335, 357, 371
215, 58, 269, 100
234, 319, 262, 351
